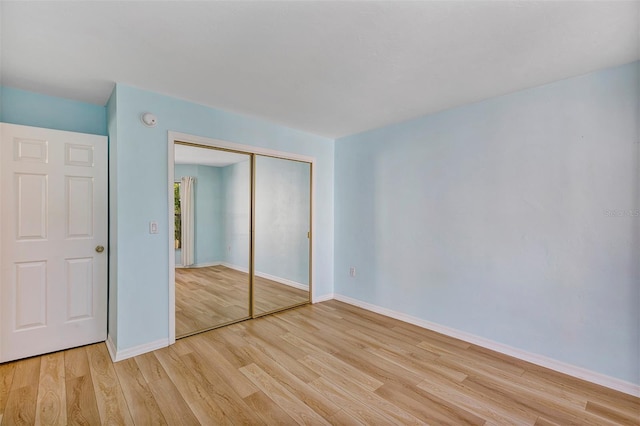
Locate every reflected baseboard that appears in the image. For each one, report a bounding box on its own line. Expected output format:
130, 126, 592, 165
255, 271, 308, 291
220, 262, 249, 274
221, 262, 308, 291
176, 261, 222, 269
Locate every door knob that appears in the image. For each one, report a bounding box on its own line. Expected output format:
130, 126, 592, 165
95, 245, 105, 253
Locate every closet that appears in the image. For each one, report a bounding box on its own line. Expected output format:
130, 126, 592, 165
172, 141, 311, 338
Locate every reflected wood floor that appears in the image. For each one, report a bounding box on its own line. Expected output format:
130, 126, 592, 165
175, 265, 309, 337
1, 300, 638, 425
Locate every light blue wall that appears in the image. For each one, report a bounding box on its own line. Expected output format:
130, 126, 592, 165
1, 84, 113, 341
198, 165, 224, 263
221, 160, 252, 269
0, 86, 107, 135
255, 156, 311, 285
335, 62, 640, 385
110, 84, 334, 351
174, 164, 224, 266
6, 63, 634, 386
217, 157, 311, 286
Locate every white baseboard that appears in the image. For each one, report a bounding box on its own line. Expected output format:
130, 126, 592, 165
221, 262, 308, 291
176, 261, 221, 269
105, 336, 169, 363
333, 294, 640, 397
313, 293, 334, 303
221, 262, 248, 274
255, 271, 308, 291
105, 334, 117, 361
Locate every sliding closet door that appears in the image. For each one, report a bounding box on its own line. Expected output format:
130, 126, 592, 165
174, 143, 252, 337
253, 155, 311, 316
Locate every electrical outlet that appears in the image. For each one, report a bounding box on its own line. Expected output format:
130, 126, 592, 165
349, 267, 356, 277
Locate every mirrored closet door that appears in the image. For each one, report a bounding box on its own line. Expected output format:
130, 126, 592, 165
173, 142, 312, 339
174, 143, 252, 338
253, 155, 311, 316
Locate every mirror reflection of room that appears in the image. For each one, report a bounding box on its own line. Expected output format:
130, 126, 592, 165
173, 144, 312, 338
254, 155, 311, 316
174, 144, 251, 337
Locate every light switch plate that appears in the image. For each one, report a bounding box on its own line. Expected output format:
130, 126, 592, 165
149, 221, 158, 234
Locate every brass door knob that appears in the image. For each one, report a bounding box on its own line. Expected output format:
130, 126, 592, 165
95, 245, 105, 253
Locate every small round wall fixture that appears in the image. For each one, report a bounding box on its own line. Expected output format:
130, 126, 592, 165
141, 112, 158, 127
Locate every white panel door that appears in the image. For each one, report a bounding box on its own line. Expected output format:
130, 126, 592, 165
0, 123, 107, 362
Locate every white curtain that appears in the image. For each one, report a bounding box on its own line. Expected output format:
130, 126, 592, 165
181, 176, 196, 267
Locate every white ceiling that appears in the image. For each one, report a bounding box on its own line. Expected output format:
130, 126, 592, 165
175, 144, 249, 167
1, 1, 638, 138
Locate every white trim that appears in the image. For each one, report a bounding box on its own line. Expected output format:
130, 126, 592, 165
220, 262, 308, 291
105, 334, 117, 361
255, 271, 308, 291
333, 294, 640, 397
309, 161, 315, 311
106, 338, 169, 363
168, 134, 176, 345
176, 261, 222, 269
178, 261, 313, 303
313, 293, 334, 303
221, 262, 249, 274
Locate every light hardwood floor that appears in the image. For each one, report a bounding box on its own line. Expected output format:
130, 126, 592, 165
1, 300, 638, 425
175, 265, 309, 337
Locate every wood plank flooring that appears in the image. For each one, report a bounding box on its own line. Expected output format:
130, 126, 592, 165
175, 265, 309, 337
1, 300, 638, 425
253, 274, 309, 317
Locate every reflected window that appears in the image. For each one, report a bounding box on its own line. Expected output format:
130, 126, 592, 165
174, 182, 181, 249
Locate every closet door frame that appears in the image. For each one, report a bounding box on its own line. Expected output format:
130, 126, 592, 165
167, 131, 314, 345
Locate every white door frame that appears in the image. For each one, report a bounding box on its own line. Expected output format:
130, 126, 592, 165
167, 131, 316, 344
